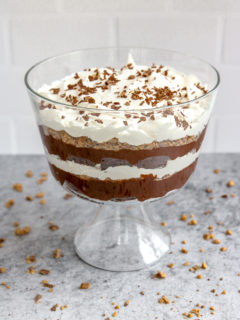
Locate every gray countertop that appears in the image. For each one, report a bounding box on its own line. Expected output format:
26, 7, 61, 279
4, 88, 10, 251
0, 154, 240, 320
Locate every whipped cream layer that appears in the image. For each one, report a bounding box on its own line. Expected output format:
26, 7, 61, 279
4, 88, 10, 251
46, 150, 199, 180
38, 55, 212, 145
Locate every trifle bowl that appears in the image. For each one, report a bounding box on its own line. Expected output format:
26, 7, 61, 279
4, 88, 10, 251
25, 48, 220, 271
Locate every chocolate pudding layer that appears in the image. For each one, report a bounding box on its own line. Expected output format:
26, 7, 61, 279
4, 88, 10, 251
49, 159, 197, 201
40, 126, 206, 168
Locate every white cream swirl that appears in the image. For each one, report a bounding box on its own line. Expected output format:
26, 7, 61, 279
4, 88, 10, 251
38, 55, 213, 145
46, 150, 199, 180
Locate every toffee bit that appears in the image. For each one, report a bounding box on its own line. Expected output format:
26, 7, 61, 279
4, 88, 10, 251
36, 192, 44, 198
188, 219, 197, 225
158, 296, 170, 304
181, 248, 188, 254
53, 248, 61, 259
80, 282, 91, 289
220, 247, 227, 252
25, 195, 33, 201
212, 239, 221, 244
13, 183, 23, 192
49, 222, 59, 231
227, 180, 235, 187
180, 214, 187, 221
26, 256, 36, 264
64, 193, 73, 199
214, 169, 220, 174
42, 281, 54, 289
124, 300, 130, 307
203, 233, 214, 240
152, 271, 166, 279
14, 226, 30, 236
51, 304, 59, 312
37, 177, 47, 185
39, 269, 50, 275
34, 294, 42, 304
5, 199, 14, 208
26, 170, 33, 177
40, 199, 46, 205
27, 266, 37, 274
0, 238, 5, 248
204, 210, 212, 215
0, 267, 6, 273
226, 229, 232, 236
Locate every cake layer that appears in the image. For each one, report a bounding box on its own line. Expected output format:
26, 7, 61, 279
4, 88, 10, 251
49, 160, 197, 201
40, 126, 206, 167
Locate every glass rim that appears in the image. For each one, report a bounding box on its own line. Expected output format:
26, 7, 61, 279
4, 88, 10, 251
24, 47, 220, 112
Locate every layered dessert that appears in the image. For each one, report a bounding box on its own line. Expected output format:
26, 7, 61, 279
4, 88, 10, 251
37, 55, 210, 201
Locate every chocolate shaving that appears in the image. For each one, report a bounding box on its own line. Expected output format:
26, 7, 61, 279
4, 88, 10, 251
50, 88, 60, 94
82, 115, 89, 121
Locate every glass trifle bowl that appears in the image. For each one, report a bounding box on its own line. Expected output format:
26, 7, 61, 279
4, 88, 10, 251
25, 48, 220, 271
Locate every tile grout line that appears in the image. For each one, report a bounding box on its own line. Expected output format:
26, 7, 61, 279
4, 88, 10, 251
2, 16, 12, 67
216, 13, 226, 65
114, 16, 119, 48
10, 118, 18, 154
55, 0, 64, 13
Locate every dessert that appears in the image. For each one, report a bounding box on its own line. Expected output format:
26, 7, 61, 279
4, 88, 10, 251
37, 55, 210, 202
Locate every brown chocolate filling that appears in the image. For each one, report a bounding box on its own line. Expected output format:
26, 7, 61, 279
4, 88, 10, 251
48, 159, 197, 202
40, 126, 206, 169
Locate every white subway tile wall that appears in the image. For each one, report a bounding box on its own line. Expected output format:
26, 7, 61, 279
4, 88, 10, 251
118, 14, 220, 61
0, 0, 239, 154
0, 21, 6, 65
